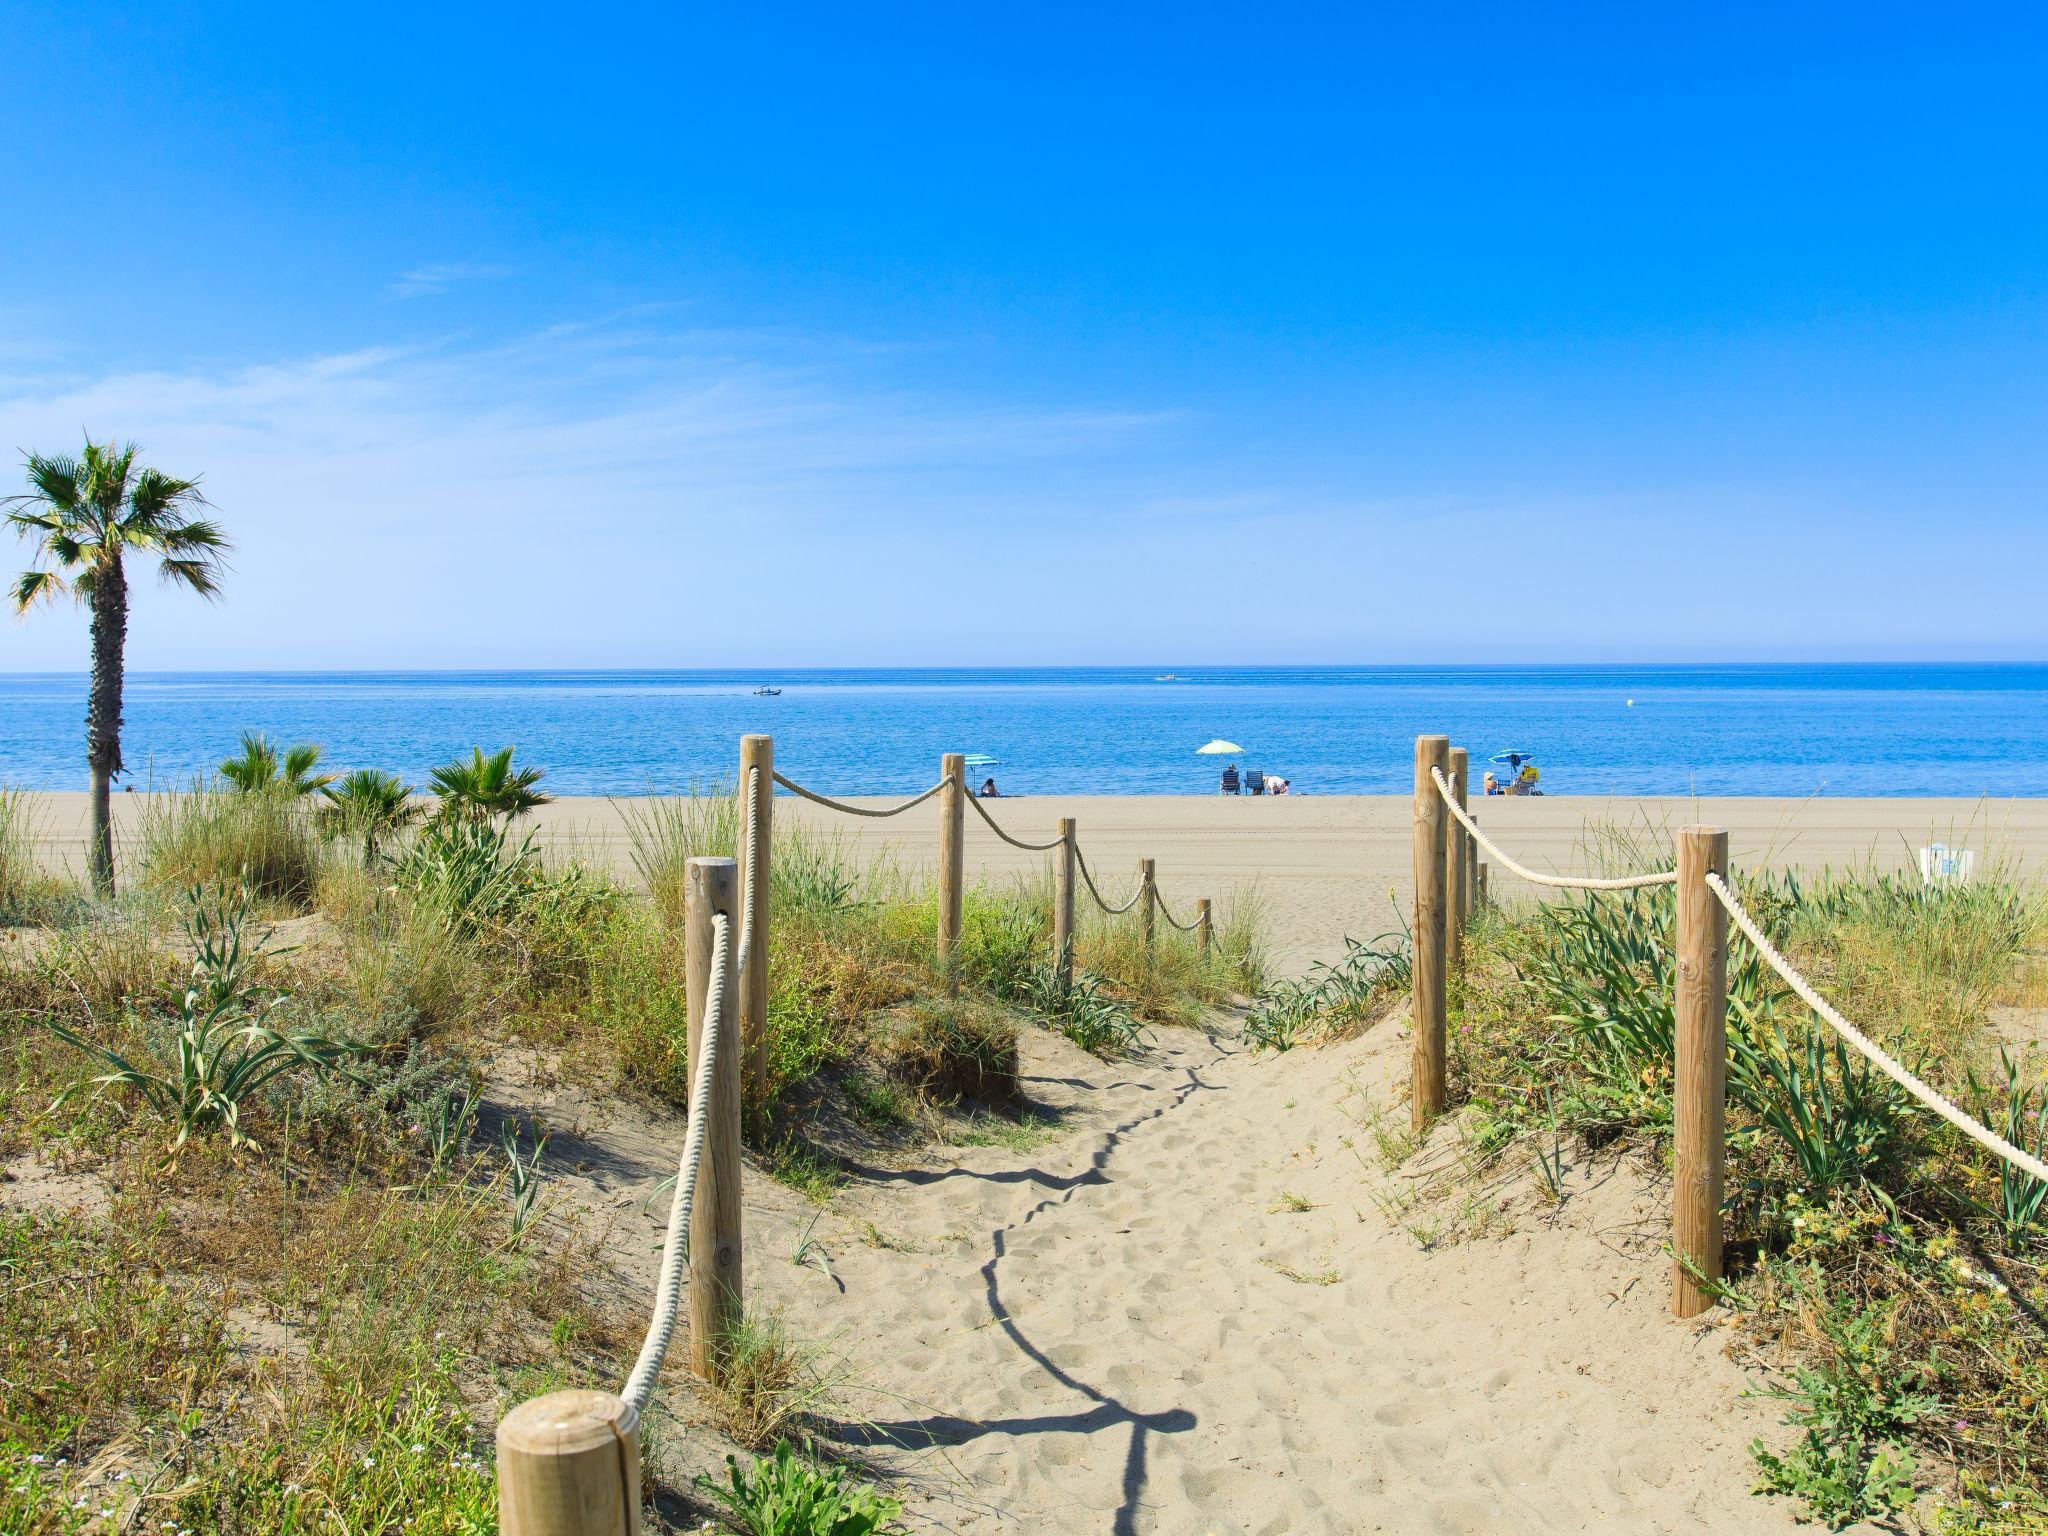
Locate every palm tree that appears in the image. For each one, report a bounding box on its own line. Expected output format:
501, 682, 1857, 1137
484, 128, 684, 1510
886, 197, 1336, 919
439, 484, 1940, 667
319, 769, 421, 867
220, 731, 335, 796
429, 746, 551, 823
6, 440, 231, 896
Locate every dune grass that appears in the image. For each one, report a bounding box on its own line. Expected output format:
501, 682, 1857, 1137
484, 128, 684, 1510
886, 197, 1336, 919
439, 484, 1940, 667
1438, 858, 2048, 1529
1, 766, 1261, 1530
135, 779, 330, 908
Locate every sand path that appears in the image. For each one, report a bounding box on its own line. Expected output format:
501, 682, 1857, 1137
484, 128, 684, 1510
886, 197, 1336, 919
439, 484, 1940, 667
520, 1011, 1809, 1534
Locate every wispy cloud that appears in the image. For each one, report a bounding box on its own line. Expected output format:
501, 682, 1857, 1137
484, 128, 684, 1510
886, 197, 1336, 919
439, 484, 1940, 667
388, 261, 512, 299
0, 315, 1213, 666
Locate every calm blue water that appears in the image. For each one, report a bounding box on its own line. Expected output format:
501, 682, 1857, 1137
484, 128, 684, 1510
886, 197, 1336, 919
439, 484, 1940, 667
0, 665, 2041, 798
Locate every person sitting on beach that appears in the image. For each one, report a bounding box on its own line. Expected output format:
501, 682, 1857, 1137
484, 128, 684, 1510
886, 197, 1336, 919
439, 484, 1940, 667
980, 777, 999, 797
1220, 764, 1240, 795
1483, 771, 1501, 796
1267, 775, 1289, 795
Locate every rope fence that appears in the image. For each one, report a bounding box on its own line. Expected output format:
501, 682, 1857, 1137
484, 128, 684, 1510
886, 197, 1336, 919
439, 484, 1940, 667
1706, 871, 2048, 1187
1407, 732, 2048, 1329
770, 771, 946, 818
1430, 767, 1677, 892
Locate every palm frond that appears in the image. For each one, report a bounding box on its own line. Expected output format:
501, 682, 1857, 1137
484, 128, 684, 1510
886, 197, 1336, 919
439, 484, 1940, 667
158, 557, 226, 599
9, 568, 69, 612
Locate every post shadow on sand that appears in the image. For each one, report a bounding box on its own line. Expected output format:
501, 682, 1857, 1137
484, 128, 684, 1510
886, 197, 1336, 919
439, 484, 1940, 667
823, 1058, 1224, 1535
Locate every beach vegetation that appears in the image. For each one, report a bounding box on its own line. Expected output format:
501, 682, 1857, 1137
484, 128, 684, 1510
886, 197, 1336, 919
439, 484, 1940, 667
136, 777, 328, 907
319, 766, 424, 866
0, 786, 73, 924
0, 752, 1257, 1529
4, 437, 231, 897
218, 728, 336, 795
1245, 931, 1410, 1052
37, 881, 372, 1152
697, 1439, 905, 1536
428, 743, 552, 822
1437, 854, 2048, 1527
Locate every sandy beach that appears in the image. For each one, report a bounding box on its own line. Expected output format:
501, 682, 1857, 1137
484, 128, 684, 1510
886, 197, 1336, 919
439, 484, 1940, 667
15, 784, 2046, 1528
37, 789, 2048, 976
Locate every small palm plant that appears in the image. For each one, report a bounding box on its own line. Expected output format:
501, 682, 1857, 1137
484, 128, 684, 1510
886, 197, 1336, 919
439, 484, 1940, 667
220, 730, 335, 796
319, 768, 421, 867
40, 881, 372, 1151
429, 746, 551, 823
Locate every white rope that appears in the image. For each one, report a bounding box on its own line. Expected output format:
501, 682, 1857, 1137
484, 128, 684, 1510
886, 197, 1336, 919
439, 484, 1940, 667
771, 771, 946, 819
619, 902, 738, 1412
1430, 769, 1678, 892
964, 790, 1066, 852
1074, 845, 1146, 915
1706, 871, 2048, 1187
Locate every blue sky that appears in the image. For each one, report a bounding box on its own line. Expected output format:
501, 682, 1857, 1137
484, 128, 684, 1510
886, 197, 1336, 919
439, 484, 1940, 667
2, 4, 2045, 668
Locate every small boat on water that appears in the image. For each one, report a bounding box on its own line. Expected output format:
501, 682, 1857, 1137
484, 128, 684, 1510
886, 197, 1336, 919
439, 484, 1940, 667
753, 686, 782, 696
1155, 673, 1188, 682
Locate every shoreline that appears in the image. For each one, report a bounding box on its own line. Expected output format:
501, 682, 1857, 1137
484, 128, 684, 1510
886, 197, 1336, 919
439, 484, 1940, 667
25, 790, 2047, 978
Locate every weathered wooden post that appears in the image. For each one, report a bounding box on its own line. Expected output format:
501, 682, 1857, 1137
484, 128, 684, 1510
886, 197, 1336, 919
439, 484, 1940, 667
738, 734, 773, 1105
1673, 826, 1729, 1319
1476, 862, 1489, 912
497, 1390, 642, 1536
1139, 857, 1156, 950
1196, 897, 1213, 959
1466, 810, 1479, 919
686, 857, 743, 1374
1446, 746, 1469, 972
1053, 817, 1076, 989
1411, 735, 1450, 1131
937, 753, 965, 993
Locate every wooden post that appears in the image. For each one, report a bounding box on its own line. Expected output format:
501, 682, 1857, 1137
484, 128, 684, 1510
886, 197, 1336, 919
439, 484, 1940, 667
497, 1389, 642, 1536
685, 857, 743, 1375
1673, 825, 1730, 1320
1139, 858, 1156, 949
1477, 862, 1489, 912
1411, 735, 1449, 1132
738, 734, 773, 1106
1053, 817, 1076, 989
1466, 811, 1479, 918
1446, 747, 1469, 972
1196, 897, 1213, 959
937, 753, 965, 993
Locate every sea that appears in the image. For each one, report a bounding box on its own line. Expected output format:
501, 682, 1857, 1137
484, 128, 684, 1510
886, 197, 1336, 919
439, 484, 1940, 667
0, 664, 2041, 799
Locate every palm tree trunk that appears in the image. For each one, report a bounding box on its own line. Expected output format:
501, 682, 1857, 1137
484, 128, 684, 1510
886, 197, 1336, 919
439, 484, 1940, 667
84, 557, 129, 899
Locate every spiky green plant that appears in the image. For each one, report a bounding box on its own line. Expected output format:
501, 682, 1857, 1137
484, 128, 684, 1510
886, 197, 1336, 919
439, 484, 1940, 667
5, 437, 232, 895
429, 746, 551, 824
39, 882, 372, 1151
319, 768, 422, 867
219, 730, 335, 796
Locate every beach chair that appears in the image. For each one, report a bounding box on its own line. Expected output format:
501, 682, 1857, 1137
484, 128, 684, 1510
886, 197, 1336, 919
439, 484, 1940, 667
1220, 766, 1240, 795
1246, 769, 1266, 795
1919, 843, 1975, 887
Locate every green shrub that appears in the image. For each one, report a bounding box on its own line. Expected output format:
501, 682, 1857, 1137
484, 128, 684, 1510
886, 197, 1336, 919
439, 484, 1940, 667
697, 1440, 903, 1536
1730, 1003, 1918, 1194
1024, 955, 1146, 1057
878, 998, 1019, 1104
1245, 933, 1409, 1052
1750, 1289, 1938, 1527
40, 882, 373, 1151
137, 780, 327, 907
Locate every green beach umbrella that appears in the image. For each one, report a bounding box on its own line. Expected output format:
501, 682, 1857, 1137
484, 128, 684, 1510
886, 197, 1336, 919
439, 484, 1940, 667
1195, 739, 1244, 755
